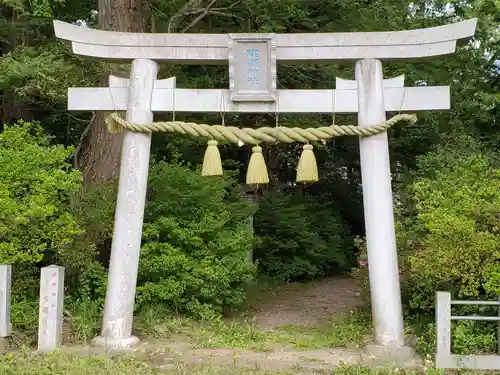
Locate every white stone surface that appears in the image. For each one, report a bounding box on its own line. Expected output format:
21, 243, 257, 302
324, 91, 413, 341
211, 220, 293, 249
353, 59, 405, 347
0, 265, 11, 338
108, 75, 175, 88
69, 86, 450, 113
53, 19, 477, 62
91, 59, 161, 349
336, 74, 405, 89
38, 265, 65, 351
435, 291, 452, 364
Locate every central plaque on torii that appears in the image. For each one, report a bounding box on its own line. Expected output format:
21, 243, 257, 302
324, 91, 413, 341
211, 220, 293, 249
228, 34, 277, 102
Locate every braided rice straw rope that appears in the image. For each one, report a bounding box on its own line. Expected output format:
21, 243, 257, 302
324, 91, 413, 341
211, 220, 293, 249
105, 113, 417, 145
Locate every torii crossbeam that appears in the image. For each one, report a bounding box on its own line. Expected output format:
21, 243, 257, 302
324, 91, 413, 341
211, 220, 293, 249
53, 19, 476, 364
54, 19, 476, 62
69, 84, 450, 113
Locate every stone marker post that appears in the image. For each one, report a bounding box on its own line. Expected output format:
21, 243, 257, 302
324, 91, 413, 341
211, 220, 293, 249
91, 59, 160, 348
38, 265, 65, 351
238, 184, 260, 264
244, 191, 259, 264
0, 265, 12, 339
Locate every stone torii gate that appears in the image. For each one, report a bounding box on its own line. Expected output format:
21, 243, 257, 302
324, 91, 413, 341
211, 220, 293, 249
53, 19, 476, 358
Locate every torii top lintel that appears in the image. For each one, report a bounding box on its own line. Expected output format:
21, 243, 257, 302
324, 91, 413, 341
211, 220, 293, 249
53, 19, 477, 64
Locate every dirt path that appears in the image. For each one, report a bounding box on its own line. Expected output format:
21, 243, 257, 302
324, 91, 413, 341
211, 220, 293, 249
251, 277, 363, 330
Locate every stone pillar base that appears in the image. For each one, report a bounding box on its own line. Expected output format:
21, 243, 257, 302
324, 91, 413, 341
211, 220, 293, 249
363, 344, 423, 368
91, 335, 140, 350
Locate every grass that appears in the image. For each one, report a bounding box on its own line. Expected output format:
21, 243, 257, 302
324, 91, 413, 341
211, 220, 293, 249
0, 351, 273, 375
53, 296, 495, 358
134, 306, 271, 351
0, 351, 495, 375
4, 281, 498, 375
127, 276, 372, 352
5, 282, 379, 354
131, 301, 372, 352
7, 278, 497, 375
6, 276, 373, 352
272, 307, 372, 349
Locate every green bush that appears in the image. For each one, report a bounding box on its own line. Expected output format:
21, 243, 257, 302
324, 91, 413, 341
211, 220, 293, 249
136, 162, 256, 319
253, 191, 352, 281
0, 121, 83, 266
68, 161, 260, 320
74, 261, 109, 304
397, 136, 500, 312
68, 181, 117, 300
350, 236, 369, 301
483, 261, 500, 296
0, 121, 98, 342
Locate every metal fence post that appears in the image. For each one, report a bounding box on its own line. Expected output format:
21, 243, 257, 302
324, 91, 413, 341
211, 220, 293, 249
436, 291, 500, 370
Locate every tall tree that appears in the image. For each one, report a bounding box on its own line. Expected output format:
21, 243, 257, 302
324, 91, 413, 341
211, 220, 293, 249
78, 0, 146, 186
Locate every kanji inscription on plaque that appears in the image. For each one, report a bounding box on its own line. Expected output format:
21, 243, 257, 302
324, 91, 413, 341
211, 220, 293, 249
228, 34, 276, 102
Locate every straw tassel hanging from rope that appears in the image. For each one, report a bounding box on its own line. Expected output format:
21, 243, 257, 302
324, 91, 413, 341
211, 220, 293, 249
296, 143, 318, 183
246, 145, 269, 184
201, 90, 226, 177
201, 140, 223, 176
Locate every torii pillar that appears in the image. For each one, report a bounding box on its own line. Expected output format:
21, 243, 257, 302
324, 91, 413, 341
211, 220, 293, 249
53, 19, 476, 361
337, 73, 407, 350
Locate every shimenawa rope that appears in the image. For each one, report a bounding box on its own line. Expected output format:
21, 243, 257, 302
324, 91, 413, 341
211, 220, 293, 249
105, 113, 417, 144
104, 112, 417, 184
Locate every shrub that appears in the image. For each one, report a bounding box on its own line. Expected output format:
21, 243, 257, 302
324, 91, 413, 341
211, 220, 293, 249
136, 162, 256, 319
0, 121, 82, 270
397, 135, 500, 312
483, 262, 500, 296
350, 236, 369, 301
67, 181, 117, 298
253, 191, 352, 281
74, 261, 108, 304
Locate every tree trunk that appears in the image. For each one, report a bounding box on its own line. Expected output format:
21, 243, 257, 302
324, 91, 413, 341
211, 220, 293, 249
1, 9, 18, 126
78, 0, 146, 186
